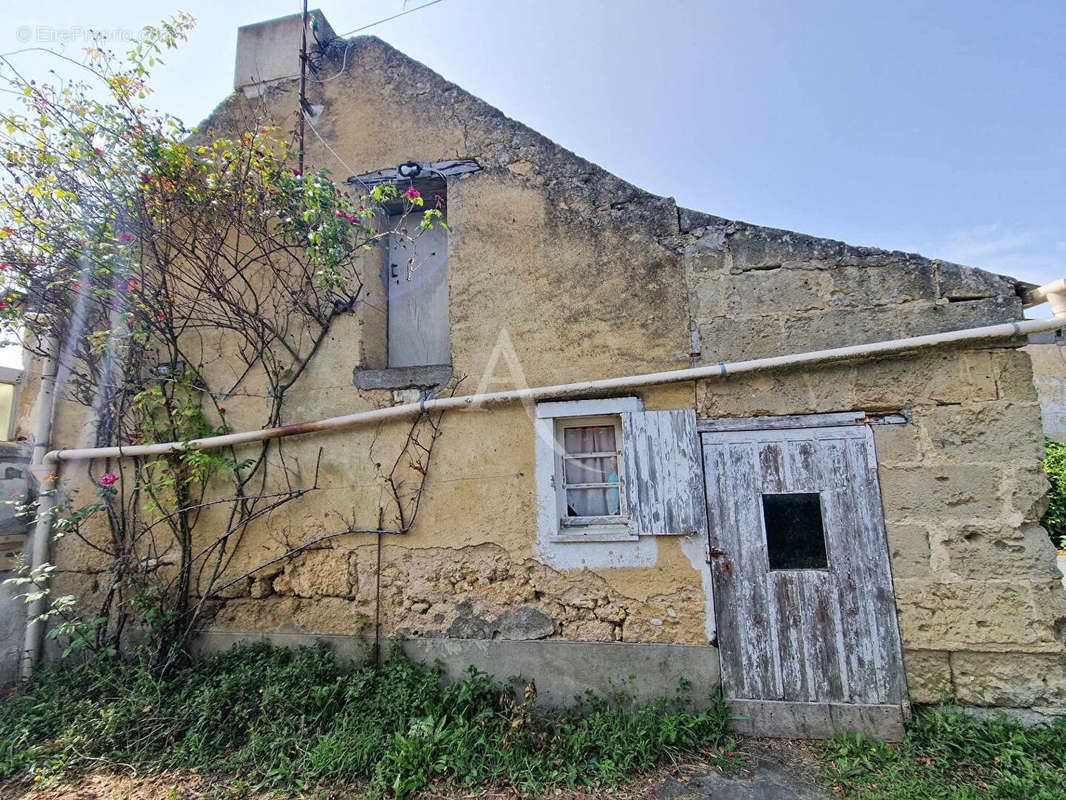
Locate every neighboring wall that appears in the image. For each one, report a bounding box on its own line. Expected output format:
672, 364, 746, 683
1024, 332, 1066, 441
0, 441, 32, 685
673, 209, 1022, 361
34, 33, 1066, 712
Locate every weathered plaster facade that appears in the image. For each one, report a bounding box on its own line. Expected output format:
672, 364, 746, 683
20, 15, 1066, 718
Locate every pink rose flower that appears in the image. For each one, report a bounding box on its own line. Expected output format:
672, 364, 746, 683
405, 187, 421, 200
98, 473, 118, 487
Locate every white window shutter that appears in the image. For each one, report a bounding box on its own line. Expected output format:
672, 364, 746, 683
621, 409, 707, 536
387, 219, 450, 368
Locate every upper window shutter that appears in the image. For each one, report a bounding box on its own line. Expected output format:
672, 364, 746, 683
621, 409, 707, 536
387, 218, 450, 368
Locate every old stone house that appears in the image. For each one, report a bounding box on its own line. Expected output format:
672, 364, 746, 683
5, 11, 1066, 739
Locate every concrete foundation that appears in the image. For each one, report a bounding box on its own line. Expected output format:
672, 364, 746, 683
194, 631, 722, 708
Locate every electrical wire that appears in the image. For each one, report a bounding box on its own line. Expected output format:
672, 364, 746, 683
302, 109, 373, 191
306, 39, 353, 83
307, 0, 446, 84
334, 0, 446, 39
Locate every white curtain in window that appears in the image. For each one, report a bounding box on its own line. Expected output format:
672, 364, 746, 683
564, 425, 620, 516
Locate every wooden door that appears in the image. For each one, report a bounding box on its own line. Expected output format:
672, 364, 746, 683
388, 220, 449, 368
701, 421, 906, 740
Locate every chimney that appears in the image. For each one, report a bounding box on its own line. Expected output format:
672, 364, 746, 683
234, 10, 336, 95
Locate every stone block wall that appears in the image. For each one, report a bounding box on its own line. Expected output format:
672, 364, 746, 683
695, 345, 1065, 714
670, 211, 1022, 363
670, 213, 1065, 714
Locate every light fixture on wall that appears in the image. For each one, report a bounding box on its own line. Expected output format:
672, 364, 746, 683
397, 161, 422, 179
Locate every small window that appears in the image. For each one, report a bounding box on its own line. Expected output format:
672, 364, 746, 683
555, 415, 626, 528
0, 382, 14, 441
761, 492, 828, 570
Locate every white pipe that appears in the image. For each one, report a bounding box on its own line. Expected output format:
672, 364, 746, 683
1024, 280, 1066, 317
21, 333, 59, 680
43, 312, 1066, 466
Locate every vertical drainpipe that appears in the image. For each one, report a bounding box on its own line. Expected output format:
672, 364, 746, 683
20, 333, 59, 680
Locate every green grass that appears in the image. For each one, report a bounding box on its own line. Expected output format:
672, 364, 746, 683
0, 642, 734, 798
1042, 437, 1066, 549
821, 707, 1066, 799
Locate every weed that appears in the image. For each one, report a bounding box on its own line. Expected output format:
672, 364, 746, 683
0, 642, 735, 798
822, 707, 1066, 799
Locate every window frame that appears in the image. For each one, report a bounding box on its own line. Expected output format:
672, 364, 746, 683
554, 414, 628, 532
535, 396, 644, 545
0, 365, 22, 443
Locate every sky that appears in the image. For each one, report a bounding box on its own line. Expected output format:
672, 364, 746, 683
1, 0, 1064, 288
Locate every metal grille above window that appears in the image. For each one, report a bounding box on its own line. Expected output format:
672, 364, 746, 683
761, 492, 829, 570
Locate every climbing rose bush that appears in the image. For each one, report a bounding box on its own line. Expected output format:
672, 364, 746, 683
0, 14, 446, 669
